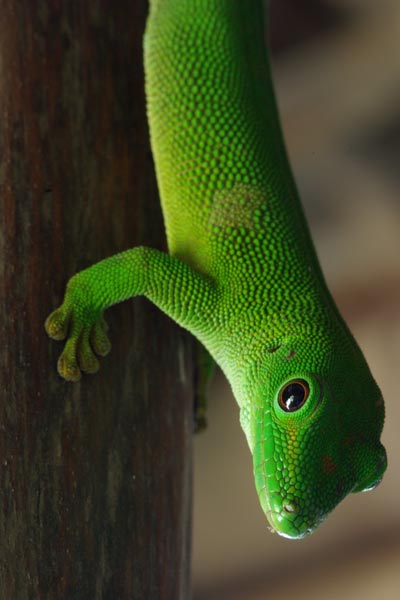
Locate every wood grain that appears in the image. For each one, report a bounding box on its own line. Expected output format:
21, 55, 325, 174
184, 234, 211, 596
0, 1, 193, 597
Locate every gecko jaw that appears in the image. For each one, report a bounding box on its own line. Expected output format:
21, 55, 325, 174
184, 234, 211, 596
265, 509, 314, 539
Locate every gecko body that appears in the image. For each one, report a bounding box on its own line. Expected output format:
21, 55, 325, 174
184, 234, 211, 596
45, 0, 386, 538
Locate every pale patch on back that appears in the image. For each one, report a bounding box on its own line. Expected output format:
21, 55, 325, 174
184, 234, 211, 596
209, 183, 267, 230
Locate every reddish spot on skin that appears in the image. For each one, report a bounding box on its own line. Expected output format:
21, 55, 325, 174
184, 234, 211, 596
344, 435, 356, 448
322, 454, 337, 474
285, 350, 296, 361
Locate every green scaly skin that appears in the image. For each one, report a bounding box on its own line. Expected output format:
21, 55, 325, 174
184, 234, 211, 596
45, 0, 386, 539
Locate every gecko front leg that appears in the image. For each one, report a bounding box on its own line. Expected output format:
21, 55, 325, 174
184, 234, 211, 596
45, 247, 218, 381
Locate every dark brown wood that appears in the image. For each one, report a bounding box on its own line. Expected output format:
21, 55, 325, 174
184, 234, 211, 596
0, 1, 193, 598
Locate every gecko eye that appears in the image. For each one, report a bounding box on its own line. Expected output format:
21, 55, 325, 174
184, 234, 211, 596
278, 380, 310, 412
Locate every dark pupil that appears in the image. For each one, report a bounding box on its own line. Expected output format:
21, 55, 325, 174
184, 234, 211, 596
282, 383, 305, 411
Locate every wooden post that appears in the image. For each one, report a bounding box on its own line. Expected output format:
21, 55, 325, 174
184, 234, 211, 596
0, 1, 193, 597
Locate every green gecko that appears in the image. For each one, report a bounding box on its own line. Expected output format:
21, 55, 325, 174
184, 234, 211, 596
45, 0, 386, 539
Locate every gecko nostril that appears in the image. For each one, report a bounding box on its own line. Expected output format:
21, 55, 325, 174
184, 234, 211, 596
283, 501, 298, 514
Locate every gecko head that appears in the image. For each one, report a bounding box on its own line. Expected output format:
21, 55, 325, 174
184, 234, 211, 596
248, 332, 387, 539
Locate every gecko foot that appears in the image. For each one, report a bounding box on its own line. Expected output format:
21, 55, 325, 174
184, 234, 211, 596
45, 280, 111, 381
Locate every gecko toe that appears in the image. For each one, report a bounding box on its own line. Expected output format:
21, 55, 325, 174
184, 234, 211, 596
57, 338, 82, 382
78, 330, 100, 374
45, 307, 70, 340
91, 317, 111, 357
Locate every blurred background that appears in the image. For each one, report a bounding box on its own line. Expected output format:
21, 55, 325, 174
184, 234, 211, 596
192, 0, 400, 598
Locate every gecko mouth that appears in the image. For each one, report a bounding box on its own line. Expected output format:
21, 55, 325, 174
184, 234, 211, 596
263, 491, 328, 539
255, 458, 329, 539
265, 509, 321, 539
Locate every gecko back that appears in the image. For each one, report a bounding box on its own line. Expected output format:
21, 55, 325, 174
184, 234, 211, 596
144, 1, 318, 281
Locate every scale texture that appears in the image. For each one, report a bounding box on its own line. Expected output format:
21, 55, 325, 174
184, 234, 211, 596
45, 0, 386, 538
